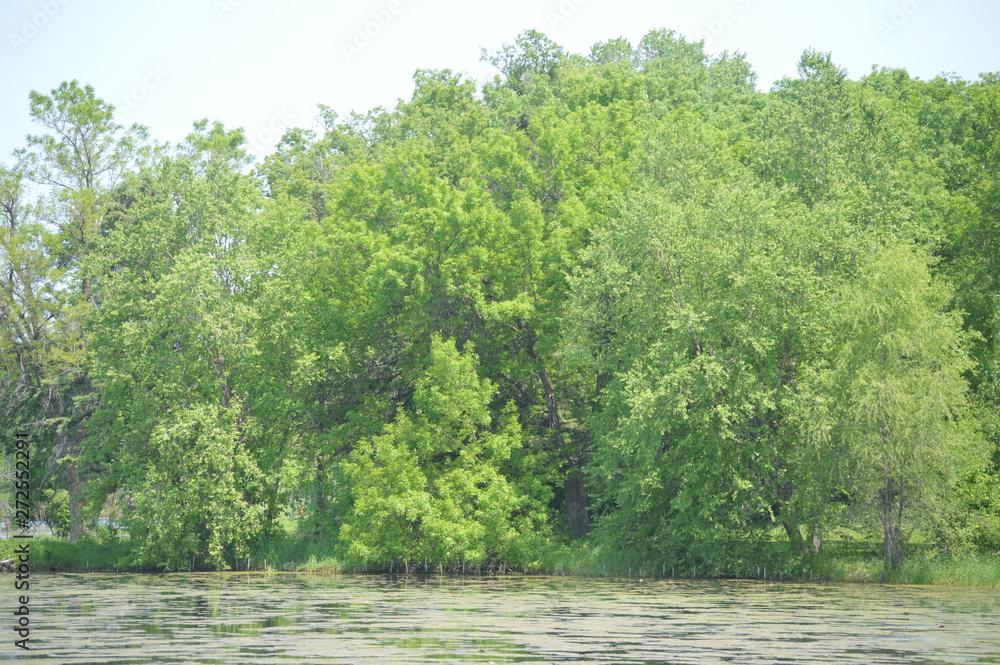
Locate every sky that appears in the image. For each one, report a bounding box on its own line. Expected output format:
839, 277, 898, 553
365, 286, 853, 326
1, 0, 999, 162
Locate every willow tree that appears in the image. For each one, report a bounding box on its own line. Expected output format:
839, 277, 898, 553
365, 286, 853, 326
796, 244, 982, 568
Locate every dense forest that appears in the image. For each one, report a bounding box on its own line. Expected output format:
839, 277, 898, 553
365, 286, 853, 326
2, 29, 999, 574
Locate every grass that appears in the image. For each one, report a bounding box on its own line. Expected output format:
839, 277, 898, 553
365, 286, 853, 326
890, 552, 1000, 586
30, 534, 132, 572
807, 550, 1000, 586
25, 522, 1000, 586
496, 536, 1000, 587
249, 535, 343, 572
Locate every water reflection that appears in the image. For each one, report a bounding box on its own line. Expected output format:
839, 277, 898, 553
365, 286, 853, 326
7, 573, 1000, 664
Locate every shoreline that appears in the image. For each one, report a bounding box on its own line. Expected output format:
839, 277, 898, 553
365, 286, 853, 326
15, 536, 999, 587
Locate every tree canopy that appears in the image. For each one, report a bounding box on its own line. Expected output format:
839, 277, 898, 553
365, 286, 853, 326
2, 31, 998, 572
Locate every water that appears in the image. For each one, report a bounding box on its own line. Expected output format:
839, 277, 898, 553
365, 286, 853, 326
7, 573, 1000, 664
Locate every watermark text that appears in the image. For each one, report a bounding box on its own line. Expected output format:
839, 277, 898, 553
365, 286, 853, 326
341, 0, 403, 63
8, 0, 72, 54
11, 432, 31, 651
697, 0, 753, 48
878, 0, 930, 39
117, 65, 168, 122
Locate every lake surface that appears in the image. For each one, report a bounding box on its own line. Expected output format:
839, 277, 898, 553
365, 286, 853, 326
7, 572, 1000, 664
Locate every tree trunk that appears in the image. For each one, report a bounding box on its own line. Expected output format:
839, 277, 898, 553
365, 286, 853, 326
810, 523, 823, 555
266, 428, 290, 533
564, 468, 590, 539
525, 334, 590, 539
782, 521, 809, 555
884, 522, 904, 569
67, 458, 83, 543
314, 454, 326, 540
879, 477, 905, 569
40, 388, 85, 543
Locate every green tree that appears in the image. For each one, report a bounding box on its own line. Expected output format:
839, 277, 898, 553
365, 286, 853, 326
339, 336, 547, 567
566, 111, 849, 564
481, 29, 567, 97
796, 245, 982, 568
8, 81, 148, 541
84, 121, 272, 568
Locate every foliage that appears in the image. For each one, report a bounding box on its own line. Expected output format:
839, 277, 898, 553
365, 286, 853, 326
339, 336, 549, 567
795, 245, 982, 567
2, 32, 998, 574
41, 488, 71, 538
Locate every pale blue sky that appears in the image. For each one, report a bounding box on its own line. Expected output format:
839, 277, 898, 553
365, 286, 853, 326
2, 0, 998, 161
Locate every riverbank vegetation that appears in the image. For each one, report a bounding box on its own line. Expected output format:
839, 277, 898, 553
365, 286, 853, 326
3, 30, 1000, 581
23, 528, 1000, 587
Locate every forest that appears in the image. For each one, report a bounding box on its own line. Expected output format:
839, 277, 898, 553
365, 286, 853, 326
2, 29, 999, 577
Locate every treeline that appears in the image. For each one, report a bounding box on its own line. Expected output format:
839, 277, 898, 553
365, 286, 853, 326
2, 30, 999, 572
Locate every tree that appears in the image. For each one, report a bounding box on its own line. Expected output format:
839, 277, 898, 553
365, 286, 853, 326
0, 165, 51, 528
589, 38, 635, 68
17, 81, 147, 266
796, 244, 982, 568
339, 336, 548, 567
83, 121, 273, 568
565, 111, 848, 564
8, 81, 147, 541
0, 165, 49, 431
481, 30, 567, 97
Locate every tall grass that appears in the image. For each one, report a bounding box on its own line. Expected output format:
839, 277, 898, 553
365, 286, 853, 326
26, 529, 1000, 586
890, 553, 1000, 586
33, 535, 133, 572
250, 535, 343, 572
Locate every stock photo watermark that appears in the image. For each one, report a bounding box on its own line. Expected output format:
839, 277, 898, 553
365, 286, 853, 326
696, 0, 752, 48
544, 0, 590, 28
248, 107, 296, 154
8, 0, 72, 54
214, 0, 247, 20
117, 65, 168, 122
340, 0, 403, 63
877, 0, 929, 39
10, 432, 31, 651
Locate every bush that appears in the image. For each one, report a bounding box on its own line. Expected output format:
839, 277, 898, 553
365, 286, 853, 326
41, 489, 70, 538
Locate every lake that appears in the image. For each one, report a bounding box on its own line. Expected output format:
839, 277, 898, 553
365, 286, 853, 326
7, 573, 1000, 663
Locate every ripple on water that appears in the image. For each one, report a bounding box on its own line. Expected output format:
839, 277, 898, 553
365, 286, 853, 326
7, 574, 1000, 664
